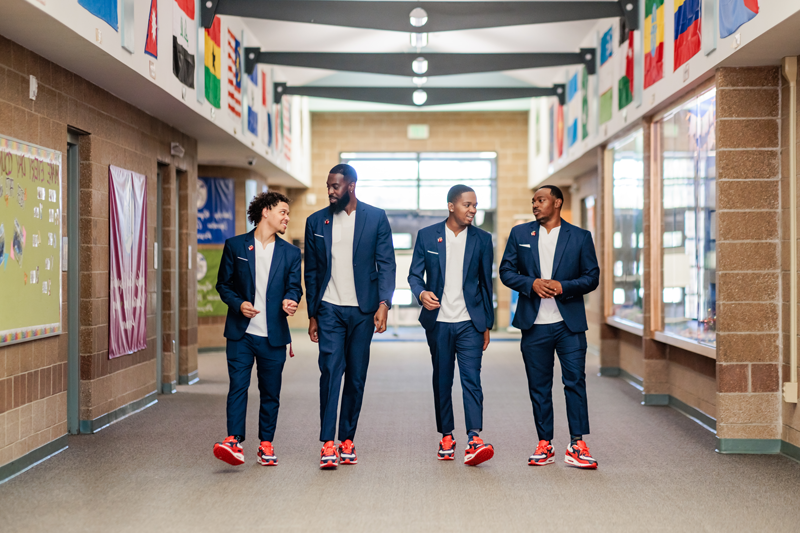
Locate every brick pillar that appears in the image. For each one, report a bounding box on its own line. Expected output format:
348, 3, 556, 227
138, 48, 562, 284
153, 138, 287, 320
160, 165, 178, 392
177, 167, 198, 385
716, 67, 782, 452
596, 146, 621, 375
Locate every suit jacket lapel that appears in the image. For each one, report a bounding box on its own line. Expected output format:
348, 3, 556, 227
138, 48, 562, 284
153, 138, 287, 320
551, 221, 571, 277
530, 221, 541, 278
266, 237, 285, 292
436, 222, 447, 282
323, 210, 333, 265
462, 225, 477, 286
352, 202, 367, 258
244, 230, 256, 288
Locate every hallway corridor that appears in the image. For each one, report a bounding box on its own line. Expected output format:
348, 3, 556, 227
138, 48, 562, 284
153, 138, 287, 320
2, 337, 799, 532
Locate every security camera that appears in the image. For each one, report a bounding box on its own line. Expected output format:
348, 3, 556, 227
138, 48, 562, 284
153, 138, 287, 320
247, 157, 257, 167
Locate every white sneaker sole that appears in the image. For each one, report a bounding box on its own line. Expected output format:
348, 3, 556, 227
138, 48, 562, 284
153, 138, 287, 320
529, 456, 555, 466
564, 455, 598, 469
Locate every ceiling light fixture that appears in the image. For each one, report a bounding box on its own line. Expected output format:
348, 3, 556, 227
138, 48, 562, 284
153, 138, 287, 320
412, 56, 428, 75
412, 89, 428, 106
409, 7, 428, 27
410, 32, 428, 48
412, 77, 428, 86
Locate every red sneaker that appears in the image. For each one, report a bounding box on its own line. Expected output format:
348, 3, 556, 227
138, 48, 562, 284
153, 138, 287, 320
528, 440, 554, 466
338, 439, 357, 465
438, 435, 456, 461
213, 436, 244, 466
320, 440, 339, 469
565, 440, 598, 469
257, 441, 277, 466
464, 437, 494, 466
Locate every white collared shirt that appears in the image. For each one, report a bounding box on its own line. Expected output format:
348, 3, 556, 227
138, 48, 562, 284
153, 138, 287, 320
245, 238, 275, 337
534, 224, 564, 325
322, 209, 360, 307
437, 226, 472, 323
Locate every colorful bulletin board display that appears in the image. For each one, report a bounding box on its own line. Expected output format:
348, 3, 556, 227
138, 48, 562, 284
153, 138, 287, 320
196, 248, 226, 317
0, 136, 62, 347
197, 177, 235, 244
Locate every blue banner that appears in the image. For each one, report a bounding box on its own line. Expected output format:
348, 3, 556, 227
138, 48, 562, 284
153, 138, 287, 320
79, 0, 118, 30
197, 177, 235, 244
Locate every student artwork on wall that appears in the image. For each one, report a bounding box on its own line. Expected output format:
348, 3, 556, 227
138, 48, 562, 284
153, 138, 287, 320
644, 0, 665, 88
0, 136, 62, 347
674, 0, 702, 70
719, 0, 758, 38
108, 165, 147, 359
598, 26, 614, 125
197, 177, 235, 245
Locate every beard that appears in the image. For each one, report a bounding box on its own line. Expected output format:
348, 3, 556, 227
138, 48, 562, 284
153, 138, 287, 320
329, 189, 351, 214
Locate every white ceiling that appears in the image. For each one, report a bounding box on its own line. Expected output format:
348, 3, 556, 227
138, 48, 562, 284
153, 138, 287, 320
242, 0, 609, 110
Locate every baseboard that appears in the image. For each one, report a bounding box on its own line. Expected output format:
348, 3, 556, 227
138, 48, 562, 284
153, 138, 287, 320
0, 435, 68, 485
781, 440, 800, 463
161, 381, 177, 394
599, 366, 621, 377
198, 346, 224, 353
79, 391, 157, 434
642, 393, 669, 406
668, 396, 717, 432
716, 438, 782, 454
179, 371, 199, 385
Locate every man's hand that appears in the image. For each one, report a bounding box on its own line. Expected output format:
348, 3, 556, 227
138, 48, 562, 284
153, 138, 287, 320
482, 329, 490, 351
544, 279, 563, 296
240, 301, 260, 318
532, 279, 558, 299
420, 291, 441, 311
282, 299, 298, 316
374, 304, 389, 334
308, 317, 319, 343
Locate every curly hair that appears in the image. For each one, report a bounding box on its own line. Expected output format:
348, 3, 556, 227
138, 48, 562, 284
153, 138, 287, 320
247, 191, 291, 226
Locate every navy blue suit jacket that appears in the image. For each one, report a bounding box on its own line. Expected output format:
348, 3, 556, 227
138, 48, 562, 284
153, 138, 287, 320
499, 220, 599, 333
304, 201, 396, 318
408, 222, 494, 333
215, 231, 303, 347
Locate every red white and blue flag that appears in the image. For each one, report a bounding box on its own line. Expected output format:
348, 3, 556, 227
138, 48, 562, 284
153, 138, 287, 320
674, 0, 701, 71
720, 0, 758, 38
227, 29, 242, 120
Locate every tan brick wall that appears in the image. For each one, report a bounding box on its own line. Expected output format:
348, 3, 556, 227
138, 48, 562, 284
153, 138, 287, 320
0, 35, 197, 465
283, 111, 531, 330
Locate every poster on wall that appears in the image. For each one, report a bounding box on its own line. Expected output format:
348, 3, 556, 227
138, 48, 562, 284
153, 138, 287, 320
674, 0, 702, 70
644, 0, 665, 88
598, 26, 614, 125
196, 249, 226, 317
197, 177, 235, 244
109, 166, 147, 359
0, 137, 62, 347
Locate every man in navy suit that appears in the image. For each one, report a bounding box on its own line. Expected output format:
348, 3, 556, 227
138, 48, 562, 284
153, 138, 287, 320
408, 185, 495, 466
304, 164, 396, 469
212, 192, 302, 467
499, 185, 600, 469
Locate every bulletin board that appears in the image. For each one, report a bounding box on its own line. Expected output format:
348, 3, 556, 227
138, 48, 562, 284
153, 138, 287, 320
0, 135, 62, 346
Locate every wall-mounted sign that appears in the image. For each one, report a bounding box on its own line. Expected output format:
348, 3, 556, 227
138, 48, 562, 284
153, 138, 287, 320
197, 177, 235, 244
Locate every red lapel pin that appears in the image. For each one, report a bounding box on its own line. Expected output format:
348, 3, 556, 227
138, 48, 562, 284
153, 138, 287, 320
438, 237, 443, 243
325, 219, 330, 225
248, 245, 254, 251
531, 231, 536, 236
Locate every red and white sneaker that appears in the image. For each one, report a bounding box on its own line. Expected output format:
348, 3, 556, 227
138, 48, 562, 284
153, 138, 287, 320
464, 437, 494, 466
213, 436, 244, 466
438, 435, 456, 460
338, 439, 357, 465
529, 440, 555, 466
257, 441, 277, 466
320, 440, 339, 469
565, 440, 598, 469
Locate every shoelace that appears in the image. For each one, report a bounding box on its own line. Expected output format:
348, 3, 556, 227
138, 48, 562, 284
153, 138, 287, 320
469, 437, 484, 448
440, 436, 455, 450
534, 441, 551, 455
340, 441, 354, 454
260, 442, 274, 455
573, 441, 591, 456
322, 443, 337, 456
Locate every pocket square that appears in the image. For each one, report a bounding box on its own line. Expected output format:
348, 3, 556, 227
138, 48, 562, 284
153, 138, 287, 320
314, 233, 324, 238
427, 250, 439, 255
519, 244, 531, 248
237, 256, 248, 261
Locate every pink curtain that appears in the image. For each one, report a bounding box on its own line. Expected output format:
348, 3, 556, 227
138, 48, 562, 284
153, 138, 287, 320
108, 165, 147, 359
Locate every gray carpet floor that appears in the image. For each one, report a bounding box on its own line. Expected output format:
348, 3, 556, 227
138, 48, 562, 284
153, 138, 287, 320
2, 334, 800, 532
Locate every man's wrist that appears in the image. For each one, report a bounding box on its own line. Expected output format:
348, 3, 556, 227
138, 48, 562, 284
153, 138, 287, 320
379, 300, 390, 309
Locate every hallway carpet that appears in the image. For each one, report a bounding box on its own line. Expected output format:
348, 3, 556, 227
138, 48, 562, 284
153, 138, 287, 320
2, 336, 800, 532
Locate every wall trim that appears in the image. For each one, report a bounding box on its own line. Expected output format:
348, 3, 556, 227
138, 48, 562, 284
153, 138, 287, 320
781, 440, 800, 463
161, 381, 177, 394
0, 435, 68, 485
179, 370, 199, 385
199, 346, 224, 353
643, 393, 669, 405
79, 391, 157, 434
599, 366, 621, 377
716, 438, 782, 454
619, 369, 644, 390
667, 396, 716, 432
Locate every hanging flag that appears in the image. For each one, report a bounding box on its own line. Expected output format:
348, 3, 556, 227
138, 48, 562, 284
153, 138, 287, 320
555, 104, 564, 159
674, 0, 701, 71
204, 17, 221, 108
79, 0, 118, 30
172, 0, 195, 88
599, 26, 614, 125
247, 67, 259, 136
282, 97, 292, 161
581, 66, 589, 140
262, 71, 268, 107
227, 29, 242, 120
144, 0, 158, 58
566, 72, 580, 148
644, 0, 664, 89
720, 0, 758, 38
618, 31, 634, 110
548, 104, 555, 163
267, 111, 273, 148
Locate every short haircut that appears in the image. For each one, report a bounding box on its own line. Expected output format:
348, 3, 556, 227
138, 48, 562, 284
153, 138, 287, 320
247, 191, 290, 226
329, 163, 358, 183
447, 184, 475, 204
537, 185, 564, 206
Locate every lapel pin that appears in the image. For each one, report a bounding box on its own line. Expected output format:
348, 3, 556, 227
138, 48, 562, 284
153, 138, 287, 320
531, 231, 536, 236
248, 245, 254, 251
438, 237, 443, 243
325, 219, 330, 225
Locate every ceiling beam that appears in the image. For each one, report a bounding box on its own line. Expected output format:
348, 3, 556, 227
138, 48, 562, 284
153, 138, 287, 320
273, 83, 567, 107
203, 1, 638, 33
245, 49, 597, 77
